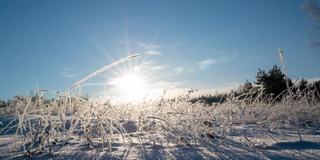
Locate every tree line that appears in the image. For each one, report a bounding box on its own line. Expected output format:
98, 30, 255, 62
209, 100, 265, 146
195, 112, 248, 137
190, 65, 320, 104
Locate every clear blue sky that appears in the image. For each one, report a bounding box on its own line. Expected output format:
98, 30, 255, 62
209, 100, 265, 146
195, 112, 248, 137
0, 0, 319, 100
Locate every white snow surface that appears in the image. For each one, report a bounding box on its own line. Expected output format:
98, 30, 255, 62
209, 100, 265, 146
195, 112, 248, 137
1, 121, 320, 160
1, 95, 320, 159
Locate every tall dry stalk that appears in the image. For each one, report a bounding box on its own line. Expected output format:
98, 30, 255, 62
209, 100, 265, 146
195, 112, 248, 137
279, 48, 302, 141
62, 54, 140, 96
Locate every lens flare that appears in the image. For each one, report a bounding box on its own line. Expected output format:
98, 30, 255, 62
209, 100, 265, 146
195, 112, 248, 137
111, 72, 147, 102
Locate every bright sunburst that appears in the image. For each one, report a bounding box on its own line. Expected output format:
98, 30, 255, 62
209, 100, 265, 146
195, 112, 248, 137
111, 72, 147, 102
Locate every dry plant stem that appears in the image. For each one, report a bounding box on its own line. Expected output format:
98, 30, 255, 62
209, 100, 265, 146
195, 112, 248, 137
62, 54, 140, 96
255, 122, 278, 144
279, 49, 303, 141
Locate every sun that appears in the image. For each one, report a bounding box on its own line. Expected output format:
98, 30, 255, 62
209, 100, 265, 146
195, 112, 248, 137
111, 72, 147, 102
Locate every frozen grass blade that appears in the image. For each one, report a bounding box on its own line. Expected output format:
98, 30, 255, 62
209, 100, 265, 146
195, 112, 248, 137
62, 53, 140, 96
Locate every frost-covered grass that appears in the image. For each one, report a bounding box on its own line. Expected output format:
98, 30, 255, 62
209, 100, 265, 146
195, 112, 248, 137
0, 89, 320, 159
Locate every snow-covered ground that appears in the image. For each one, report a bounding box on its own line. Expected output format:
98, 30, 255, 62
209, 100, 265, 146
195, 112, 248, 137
1, 119, 320, 160
1, 96, 320, 159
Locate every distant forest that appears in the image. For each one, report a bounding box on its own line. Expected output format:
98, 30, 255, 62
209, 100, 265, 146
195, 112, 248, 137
189, 65, 320, 104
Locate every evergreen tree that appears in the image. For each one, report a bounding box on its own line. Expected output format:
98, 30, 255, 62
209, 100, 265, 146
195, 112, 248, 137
255, 65, 292, 98
241, 80, 253, 93
0, 99, 6, 108
297, 78, 309, 92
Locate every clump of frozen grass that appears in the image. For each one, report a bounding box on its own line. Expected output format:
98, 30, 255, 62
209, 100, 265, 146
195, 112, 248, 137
1, 86, 320, 157
1, 54, 320, 158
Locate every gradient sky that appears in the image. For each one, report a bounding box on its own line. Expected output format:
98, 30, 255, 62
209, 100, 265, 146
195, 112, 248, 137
1, 0, 320, 100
